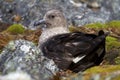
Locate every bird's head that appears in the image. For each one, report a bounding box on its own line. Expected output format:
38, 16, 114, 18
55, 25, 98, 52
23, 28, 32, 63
34, 9, 67, 29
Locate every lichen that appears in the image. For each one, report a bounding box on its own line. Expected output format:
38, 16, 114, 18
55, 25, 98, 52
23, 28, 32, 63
6, 24, 25, 34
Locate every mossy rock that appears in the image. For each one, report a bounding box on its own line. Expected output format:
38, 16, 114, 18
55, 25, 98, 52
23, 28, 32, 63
6, 24, 25, 34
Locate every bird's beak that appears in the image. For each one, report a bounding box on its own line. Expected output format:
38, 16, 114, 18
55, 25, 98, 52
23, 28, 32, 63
34, 19, 46, 26
34, 19, 47, 30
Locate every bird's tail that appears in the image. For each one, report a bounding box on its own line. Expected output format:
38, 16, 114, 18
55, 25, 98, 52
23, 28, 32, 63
98, 30, 110, 36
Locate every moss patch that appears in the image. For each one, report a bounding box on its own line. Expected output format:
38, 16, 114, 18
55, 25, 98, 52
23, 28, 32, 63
6, 24, 25, 34
115, 57, 120, 64
84, 20, 120, 29
82, 65, 120, 80
84, 65, 120, 73
106, 36, 120, 51
85, 22, 108, 29
60, 65, 120, 80
107, 20, 120, 28
70, 20, 120, 35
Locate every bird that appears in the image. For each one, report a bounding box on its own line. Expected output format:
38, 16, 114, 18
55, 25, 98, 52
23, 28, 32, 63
34, 9, 108, 72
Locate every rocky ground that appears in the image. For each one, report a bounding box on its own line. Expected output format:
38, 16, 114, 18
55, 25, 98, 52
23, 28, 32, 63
0, 0, 120, 27
0, 0, 120, 80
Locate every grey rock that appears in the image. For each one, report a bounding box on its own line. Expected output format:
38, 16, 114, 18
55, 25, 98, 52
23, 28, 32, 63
0, 0, 120, 28
0, 71, 32, 80
0, 39, 59, 80
71, 8, 110, 26
100, 0, 120, 20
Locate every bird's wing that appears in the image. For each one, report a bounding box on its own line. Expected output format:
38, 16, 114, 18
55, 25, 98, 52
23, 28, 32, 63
41, 31, 107, 72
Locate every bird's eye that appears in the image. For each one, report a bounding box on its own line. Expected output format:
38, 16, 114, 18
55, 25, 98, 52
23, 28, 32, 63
49, 15, 55, 19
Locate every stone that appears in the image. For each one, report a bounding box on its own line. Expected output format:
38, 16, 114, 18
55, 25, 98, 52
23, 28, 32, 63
0, 71, 32, 80
0, 39, 59, 80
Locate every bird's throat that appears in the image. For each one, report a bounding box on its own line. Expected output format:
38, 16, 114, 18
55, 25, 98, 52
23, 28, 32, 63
39, 27, 69, 45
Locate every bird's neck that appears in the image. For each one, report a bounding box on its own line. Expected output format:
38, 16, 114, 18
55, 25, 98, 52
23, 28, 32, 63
39, 27, 69, 44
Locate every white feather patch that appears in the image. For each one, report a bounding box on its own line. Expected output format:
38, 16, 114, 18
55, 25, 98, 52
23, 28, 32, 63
73, 55, 86, 63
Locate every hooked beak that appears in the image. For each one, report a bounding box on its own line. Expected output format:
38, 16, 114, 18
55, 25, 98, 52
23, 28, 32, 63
34, 19, 46, 26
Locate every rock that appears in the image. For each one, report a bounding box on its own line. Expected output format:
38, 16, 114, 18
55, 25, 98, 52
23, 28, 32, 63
4, 0, 14, 2
12, 14, 22, 22
71, 9, 110, 26
0, 39, 59, 80
87, 1, 101, 9
69, 0, 82, 7
100, 0, 120, 20
0, 71, 32, 80
1, 0, 120, 28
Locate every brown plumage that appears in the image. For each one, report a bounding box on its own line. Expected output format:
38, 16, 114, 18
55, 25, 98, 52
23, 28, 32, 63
34, 9, 108, 72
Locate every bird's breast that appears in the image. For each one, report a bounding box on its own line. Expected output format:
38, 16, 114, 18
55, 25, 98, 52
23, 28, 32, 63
39, 27, 69, 45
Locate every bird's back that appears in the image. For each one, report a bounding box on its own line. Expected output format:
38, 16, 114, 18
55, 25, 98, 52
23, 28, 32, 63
41, 30, 107, 72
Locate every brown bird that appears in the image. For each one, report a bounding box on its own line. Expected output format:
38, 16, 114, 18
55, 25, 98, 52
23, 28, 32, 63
34, 9, 108, 72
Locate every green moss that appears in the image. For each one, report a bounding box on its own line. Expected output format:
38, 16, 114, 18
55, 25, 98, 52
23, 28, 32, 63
6, 24, 25, 34
69, 25, 79, 32
84, 65, 120, 73
113, 76, 120, 80
115, 57, 120, 65
85, 22, 108, 29
107, 20, 120, 28
106, 36, 120, 51
84, 20, 120, 29
70, 20, 120, 33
